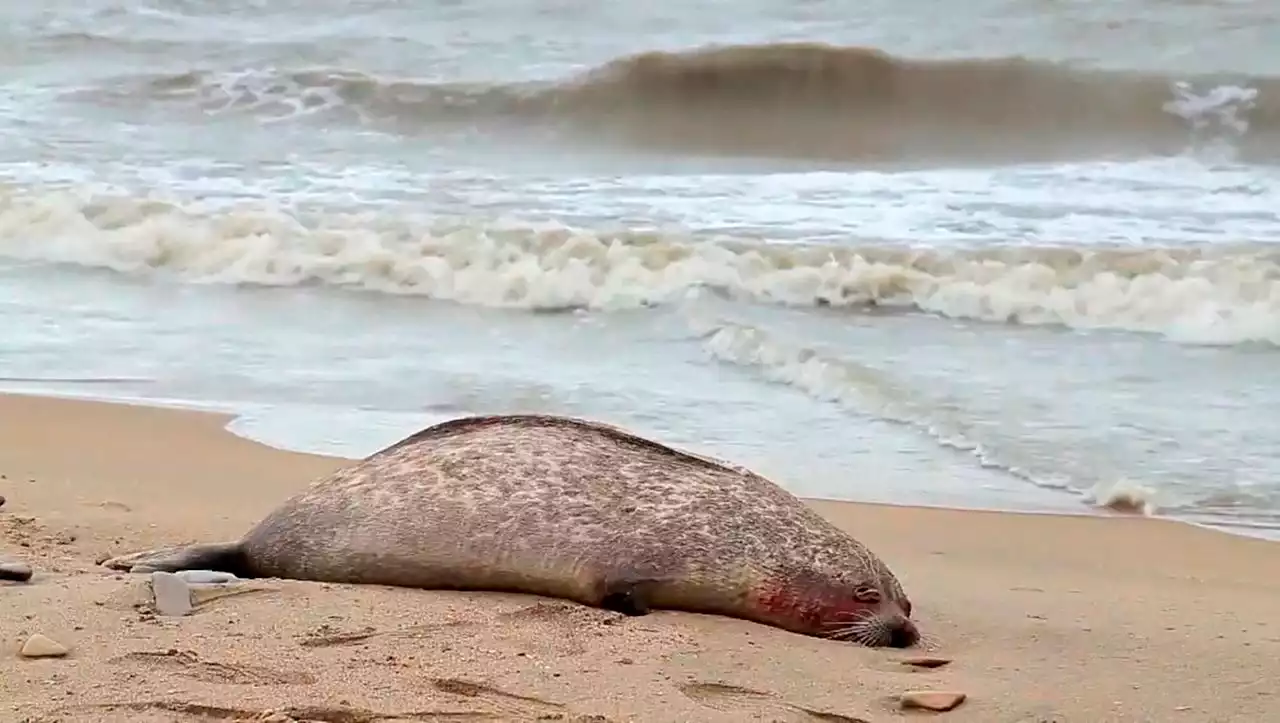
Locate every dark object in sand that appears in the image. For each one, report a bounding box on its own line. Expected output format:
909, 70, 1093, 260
0, 561, 33, 583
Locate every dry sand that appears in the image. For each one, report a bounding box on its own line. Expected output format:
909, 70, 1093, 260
1, 392, 1278, 723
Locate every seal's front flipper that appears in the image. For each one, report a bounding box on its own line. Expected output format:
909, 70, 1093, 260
599, 579, 658, 616
101, 542, 248, 576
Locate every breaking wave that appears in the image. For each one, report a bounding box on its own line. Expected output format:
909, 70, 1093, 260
74, 42, 1279, 163
1, 185, 1278, 346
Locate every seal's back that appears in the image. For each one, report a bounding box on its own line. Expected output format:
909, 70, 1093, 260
239, 414, 900, 615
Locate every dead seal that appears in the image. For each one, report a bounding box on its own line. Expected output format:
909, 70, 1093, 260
102, 414, 919, 647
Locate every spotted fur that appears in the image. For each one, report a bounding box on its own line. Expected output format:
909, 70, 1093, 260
103, 414, 918, 646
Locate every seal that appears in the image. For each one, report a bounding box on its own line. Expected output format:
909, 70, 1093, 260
102, 414, 919, 647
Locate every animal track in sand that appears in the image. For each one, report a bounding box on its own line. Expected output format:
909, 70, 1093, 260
679, 681, 871, 723
64, 700, 504, 722
110, 648, 317, 686
429, 677, 568, 718
298, 620, 473, 648
498, 600, 620, 625
296, 601, 616, 650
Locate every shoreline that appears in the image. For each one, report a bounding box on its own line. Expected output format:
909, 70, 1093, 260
3, 382, 1275, 545
3, 390, 1280, 721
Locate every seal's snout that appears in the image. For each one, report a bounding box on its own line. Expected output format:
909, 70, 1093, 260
888, 616, 920, 648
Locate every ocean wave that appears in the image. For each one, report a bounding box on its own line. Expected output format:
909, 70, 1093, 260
0, 185, 1278, 345
690, 314, 1110, 499
690, 313, 1280, 526
74, 42, 1279, 163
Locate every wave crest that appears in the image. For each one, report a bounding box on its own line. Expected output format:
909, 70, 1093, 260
1, 186, 1278, 346
75, 42, 1279, 163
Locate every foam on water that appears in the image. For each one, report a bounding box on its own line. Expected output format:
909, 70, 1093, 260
684, 297, 1280, 534
0, 263, 1076, 518
1, 183, 1279, 346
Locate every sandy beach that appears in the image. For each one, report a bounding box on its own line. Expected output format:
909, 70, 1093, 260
1, 392, 1277, 722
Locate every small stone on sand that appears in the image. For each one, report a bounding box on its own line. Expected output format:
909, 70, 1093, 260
151, 570, 193, 616
19, 633, 69, 658
900, 691, 967, 712
900, 656, 953, 670
0, 561, 33, 583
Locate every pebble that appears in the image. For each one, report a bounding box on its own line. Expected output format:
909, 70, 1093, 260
150, 571, 193, 616
0, 561, 33, 583
900, 690, 967, 712
19, 634, 69, 659
900, 656, 953, 670
0, 494, 6, 508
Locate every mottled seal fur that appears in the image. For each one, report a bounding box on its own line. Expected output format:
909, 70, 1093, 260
102, 414, 919, 647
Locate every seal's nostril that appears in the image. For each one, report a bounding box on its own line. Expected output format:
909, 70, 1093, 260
889, 621, 920, 648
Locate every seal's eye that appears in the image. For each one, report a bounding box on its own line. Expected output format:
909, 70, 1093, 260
852, 585, 882, 603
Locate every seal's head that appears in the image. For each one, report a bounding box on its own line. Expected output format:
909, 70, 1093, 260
752, 564, 919, 648
827, 582, 919, 648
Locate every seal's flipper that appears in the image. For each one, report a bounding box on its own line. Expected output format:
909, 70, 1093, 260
100, 542, 249, 576
599, 579, 657, 616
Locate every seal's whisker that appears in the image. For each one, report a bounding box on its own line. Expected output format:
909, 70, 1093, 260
824, 614, 896, 647
825, 609, 877, 625
915, 631, 944, 650
830, 627, 877, 646
822, 621, 867, 633
855, 627, 885, 647
824, 622, 871, 640
825, 615, 876, 630
824, 621, 863, 634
